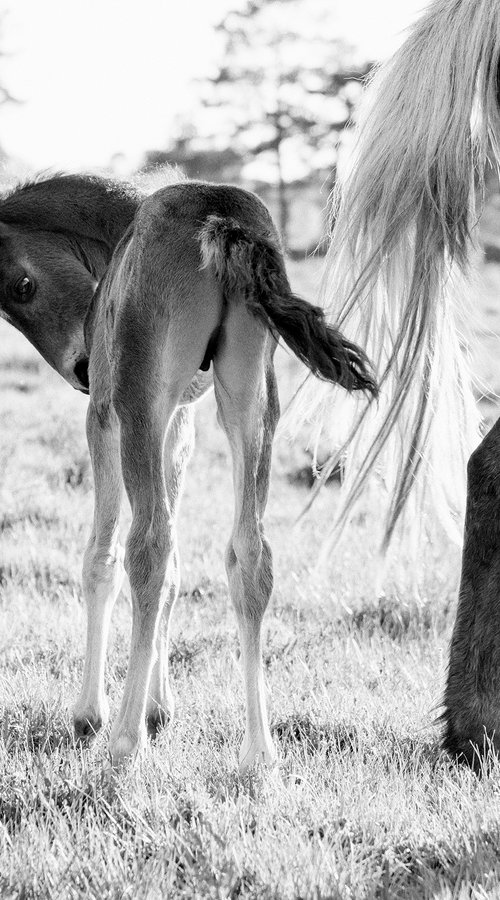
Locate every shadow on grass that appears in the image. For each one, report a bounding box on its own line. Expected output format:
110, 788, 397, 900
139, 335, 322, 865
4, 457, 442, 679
0, 508, 62, 535
274, 716, 359, 758
303, 825, 500, 899
273, 714, 440, 773
342, 596, 453, 641
109, 632, 231, 682
1, 703, 74, 756
369, 832, 500, 900
0, 559, 80, 595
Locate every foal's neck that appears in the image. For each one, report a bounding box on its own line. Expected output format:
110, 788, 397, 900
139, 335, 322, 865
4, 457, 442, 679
1, 173, 140, 276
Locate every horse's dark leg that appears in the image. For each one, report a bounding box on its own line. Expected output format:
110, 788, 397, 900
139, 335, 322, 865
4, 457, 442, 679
73, 401, 124, 739
146, 405, 195, 737
443, 418, 500, 766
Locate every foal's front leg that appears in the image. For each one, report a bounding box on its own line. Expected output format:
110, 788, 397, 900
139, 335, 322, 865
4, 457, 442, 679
443, 417, 500, 766
73, 401, 124, 738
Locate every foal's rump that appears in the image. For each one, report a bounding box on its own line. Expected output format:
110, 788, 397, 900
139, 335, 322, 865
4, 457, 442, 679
107, 188, 225, 410
198, 211, 376, 395
107, 181, 376, 408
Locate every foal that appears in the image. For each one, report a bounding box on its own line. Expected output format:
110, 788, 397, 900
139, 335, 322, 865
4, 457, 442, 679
0, 174, 375, 770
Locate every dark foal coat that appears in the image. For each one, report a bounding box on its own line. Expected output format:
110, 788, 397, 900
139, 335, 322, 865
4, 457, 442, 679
0, 173, 375, 770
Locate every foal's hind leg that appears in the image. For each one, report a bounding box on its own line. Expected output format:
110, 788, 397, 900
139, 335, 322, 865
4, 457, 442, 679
146, 405, 195, 737
108, 394, 181, 763
109, 338, 208, 764
214, 307, 279, 775
73, 401, 124, 738
444, 418, 500, 766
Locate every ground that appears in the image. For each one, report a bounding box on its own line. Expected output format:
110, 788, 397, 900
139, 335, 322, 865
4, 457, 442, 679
1, 259, 500, 899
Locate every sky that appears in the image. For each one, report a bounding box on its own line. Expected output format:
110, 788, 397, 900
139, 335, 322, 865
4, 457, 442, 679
0, 0, 425, 173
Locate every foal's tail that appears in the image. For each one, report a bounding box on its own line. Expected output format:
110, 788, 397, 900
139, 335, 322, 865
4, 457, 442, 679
286, 0, 500, 550
198, 214, 377, 396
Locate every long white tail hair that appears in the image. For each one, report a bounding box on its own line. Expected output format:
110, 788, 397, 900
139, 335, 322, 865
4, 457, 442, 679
286, 0, 500, 553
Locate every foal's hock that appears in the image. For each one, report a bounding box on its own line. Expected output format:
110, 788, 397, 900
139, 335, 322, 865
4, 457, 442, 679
73, 181, 375, 771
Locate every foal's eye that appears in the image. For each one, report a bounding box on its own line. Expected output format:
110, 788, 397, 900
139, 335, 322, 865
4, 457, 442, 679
13, 276, 35, 301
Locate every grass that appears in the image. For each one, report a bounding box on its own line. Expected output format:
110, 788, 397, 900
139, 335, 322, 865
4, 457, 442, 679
1, 258, 500, 898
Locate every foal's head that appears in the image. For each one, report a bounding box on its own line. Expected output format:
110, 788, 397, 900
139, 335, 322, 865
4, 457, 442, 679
0, 224, 99, 391
0, 174, 139, 391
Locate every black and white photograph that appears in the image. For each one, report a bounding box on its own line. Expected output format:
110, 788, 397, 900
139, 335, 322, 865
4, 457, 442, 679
1, 0, 499, 896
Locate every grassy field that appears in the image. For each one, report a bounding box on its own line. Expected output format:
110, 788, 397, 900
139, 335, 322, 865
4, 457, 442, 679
1, 258, 500, 899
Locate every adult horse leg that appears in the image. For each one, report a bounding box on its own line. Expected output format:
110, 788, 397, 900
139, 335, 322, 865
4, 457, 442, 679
444, 418, 500, 766
146, 404, 195, 737
213, 303, 279, 775
73, 400, 124, 738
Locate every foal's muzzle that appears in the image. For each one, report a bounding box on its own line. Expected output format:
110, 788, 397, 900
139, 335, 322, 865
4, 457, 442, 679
74, 357, 90, 393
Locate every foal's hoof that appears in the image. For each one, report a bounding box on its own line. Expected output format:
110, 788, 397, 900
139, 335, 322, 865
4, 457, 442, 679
73, 714, 105, 742
238, 735, 277, 777
146, 691, 174, 740
108, 728, 146, 768
146, 707, 171, 740
73, 698, 109, 742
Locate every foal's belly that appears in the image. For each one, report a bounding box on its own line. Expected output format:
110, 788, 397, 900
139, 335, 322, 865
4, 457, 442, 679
180, 370, 214, 405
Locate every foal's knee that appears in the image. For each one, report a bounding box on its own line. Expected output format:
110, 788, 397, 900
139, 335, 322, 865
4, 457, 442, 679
83, 539, 124, 599
229, 529, 262, 570
226, 529, 274, 621
125, 509, 173, 599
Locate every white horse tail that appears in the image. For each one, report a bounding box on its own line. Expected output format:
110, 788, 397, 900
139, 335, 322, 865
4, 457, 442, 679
286, 0, 500, 551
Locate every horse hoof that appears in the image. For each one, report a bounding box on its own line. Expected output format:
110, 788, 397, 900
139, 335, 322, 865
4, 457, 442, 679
443, 729, 500, 774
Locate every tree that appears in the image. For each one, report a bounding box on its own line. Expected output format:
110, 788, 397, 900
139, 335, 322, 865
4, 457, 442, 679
0, 14, 17, 107
0, 13, 20, 168
142, 139, 244, 184
200, 0, 372, 243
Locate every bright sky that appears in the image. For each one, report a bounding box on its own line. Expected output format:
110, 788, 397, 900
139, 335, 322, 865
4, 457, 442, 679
0, 0, 425, 173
